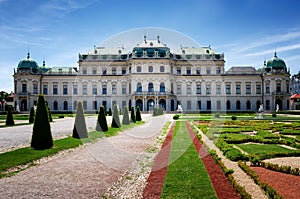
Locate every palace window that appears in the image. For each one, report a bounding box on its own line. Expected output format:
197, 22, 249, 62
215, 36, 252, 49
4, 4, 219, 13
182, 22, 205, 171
160, 66, 165, 72
236, 84, 241, 94
137, 66, 142, 72
122, 84, 126, 94
148, 66, 153, 72
83, 101, 87, 110
73, 85, 78, 95
92, 68, 97, 75
256, 84, 261, 94
160, 83, 165, 92
33, 84, 38, 94
64, 101, 68, 110
226, 84, 231, 94
82, 68, 87, 75
122, 67, 126, 75
102, 85, 107, 95
177, 67, 181, 75
206, 67, 211, 75
148, 82, 154, 92
53, 85, 58, 95
177, 84, 181, 94
112, 85, 117, 94
187, 84, 191, 94
92, 85, 97, 95
112, 67, 116, 75
216, 67, 221, 74
196, 84, 201, 94
217, 100, 221, 110
216, 84, 221, 94
186, 67, 191, 75
266, 82, 270, 93
187, 101, 191, 110
22, 83, 27, 93
196, 68, 201, 75
102, 68, 107, 75
236, 100, 241, 110
246, 100, 251, 110
206, 84, 211, 94
246, 84, 251, 94
226, 100, 231, 110
137, 83, 142, 92
63, 85, 68, 95
207, 101, 211, 110
276, 82, 281, 92
82, 84, 87, 95
43, 84, 48, 95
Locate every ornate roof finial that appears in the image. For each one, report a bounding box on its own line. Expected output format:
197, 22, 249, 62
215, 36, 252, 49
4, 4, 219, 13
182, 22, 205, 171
157, 35, 160, 43
43, 57, 45, 67
144, 35, 147, 43
27, 52, 30, 59
274, 51, 277, 58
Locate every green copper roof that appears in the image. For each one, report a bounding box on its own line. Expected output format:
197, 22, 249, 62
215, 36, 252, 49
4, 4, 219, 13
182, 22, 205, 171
17, 53, 39, 70
266, 53, 286, 69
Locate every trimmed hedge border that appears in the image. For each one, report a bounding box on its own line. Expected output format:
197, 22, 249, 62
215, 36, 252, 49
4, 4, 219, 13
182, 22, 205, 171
238, 161, 283, 199
209, 150, 251, 199
251, 161, 300, 176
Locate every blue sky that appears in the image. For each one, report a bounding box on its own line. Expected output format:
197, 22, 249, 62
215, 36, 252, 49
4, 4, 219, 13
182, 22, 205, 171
1, 0, 300, 92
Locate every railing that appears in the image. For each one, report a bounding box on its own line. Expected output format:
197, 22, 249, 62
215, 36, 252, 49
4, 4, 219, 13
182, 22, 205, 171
132, 91, 175, 96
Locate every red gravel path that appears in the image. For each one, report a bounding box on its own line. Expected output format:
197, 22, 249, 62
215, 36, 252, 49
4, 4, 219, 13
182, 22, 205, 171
185, 121, 240, 199
252, 166, 300, 199
143, 122, 175, 199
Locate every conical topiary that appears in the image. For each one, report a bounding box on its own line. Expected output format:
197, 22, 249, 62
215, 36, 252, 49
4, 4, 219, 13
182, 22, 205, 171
96, 105, 108, 132
111, 104, 121, 128
48, 106, 53, 122
73, 101, 88, 139
136, 106, 142, 121
122, 106, 130, 125
5, 106, 14, 126
29, 106, 35, 124
31, 95, 53, 150
131, 106, 136, 123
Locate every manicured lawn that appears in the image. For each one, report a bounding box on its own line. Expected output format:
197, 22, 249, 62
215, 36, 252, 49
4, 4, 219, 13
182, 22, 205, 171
236, 143, 298, 155
0, 121, 144, 178
161, 121, 217, 198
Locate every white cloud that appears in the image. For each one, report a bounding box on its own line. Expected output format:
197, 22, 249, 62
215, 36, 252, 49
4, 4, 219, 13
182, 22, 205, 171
245, 43, 300, 57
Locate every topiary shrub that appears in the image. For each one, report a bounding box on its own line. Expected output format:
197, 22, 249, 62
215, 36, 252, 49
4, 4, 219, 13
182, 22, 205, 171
232, 116, 237, 120
5, 106, 14, 126
173, 114, 180, 120
131, 106, 136, 123
272, 113, 277, 118
29, 106, 35, 124
31, 95, 53, 150
72, 101, 88, 139
96, 105, 108, 132
111, 104, 121, 128
122, 106, 130, 125
136, 106, 142, 121
48, 106, 53, 122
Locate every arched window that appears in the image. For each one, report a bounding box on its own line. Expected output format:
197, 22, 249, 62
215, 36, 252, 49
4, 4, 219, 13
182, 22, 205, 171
54, 101, 58, 110
148, 66, 153, 72
236, 100, 241, 110
148, 82, 154, 92
246, 100, 251, 110
226, 100, 231, 110
64, 101, 68, 110
137, 82, 142, 92
73, 101, 77, 110
137, 66, 141, 72
160, 66, 165, 72
160, 83, 165, 92
256, 100, 261, 110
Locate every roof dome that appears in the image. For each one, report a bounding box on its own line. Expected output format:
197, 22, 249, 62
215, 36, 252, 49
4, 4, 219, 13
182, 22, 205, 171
266, 52, 286, 69
17, 53, 39, 71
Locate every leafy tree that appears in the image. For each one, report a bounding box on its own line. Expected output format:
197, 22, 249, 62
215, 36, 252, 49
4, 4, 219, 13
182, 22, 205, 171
96, 106, 108, 132
31, 95, 53, 150
131, 106, 136, 123
136, 106, 142, 121
122, 106, 130, 125
29, 106, 35, 123
5, 106, 14, 126
111, 104, 121, 128
73, 101, 88, 139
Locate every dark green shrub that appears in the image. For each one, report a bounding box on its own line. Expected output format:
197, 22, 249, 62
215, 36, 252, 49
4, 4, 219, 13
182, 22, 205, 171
5, 106, 14, 126
215, 112, 220, 118
122, 106, 130, 125
58, 115, 64, 118
96, 106, 108, 132
272, 113, 277, 118
173, 114, 180, 120
108, 108, 112, 116
130, 106, 136, 123
29, 106, 35, 123
31, 95, 53, 150
136, 106, 142, 121
111, 104, 121, 128
48, 106, 53, 122
231, 116, 237, 120
72, 101, 88, 139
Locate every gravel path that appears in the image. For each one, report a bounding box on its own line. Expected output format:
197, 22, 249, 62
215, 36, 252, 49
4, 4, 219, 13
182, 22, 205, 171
0, 114, 172, 198
0, 116, 111, 153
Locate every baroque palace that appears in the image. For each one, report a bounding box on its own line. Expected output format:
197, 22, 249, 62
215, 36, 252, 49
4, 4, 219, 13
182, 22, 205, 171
13, 36, 290, 112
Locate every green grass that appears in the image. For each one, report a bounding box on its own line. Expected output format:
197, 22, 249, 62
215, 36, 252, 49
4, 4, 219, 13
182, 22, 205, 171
236, 143, 298, 155
161, 121, 217, 198
0, 121, 144, 178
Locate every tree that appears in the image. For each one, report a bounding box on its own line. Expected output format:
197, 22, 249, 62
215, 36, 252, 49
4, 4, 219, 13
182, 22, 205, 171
5, 106, 14, 126
136, 106, 142, 121
48, 106, 53, 122
31, 95, 53, 150
96, 106, 108, 132
122, 106, 130, 125
73, 101, 88, 139
29, 106, 35, 124
111, 104, 121, 128
131, 106, 136, 123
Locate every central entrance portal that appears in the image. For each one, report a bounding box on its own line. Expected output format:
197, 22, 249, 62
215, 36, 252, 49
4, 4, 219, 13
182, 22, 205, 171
147, 99, 155, 111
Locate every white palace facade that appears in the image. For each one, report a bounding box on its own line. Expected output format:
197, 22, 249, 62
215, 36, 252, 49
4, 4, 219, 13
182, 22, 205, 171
13, 36, 291, 113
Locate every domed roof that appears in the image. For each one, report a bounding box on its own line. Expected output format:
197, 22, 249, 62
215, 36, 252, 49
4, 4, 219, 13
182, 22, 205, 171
266, 52, 286, 69
17, 53, 39, 70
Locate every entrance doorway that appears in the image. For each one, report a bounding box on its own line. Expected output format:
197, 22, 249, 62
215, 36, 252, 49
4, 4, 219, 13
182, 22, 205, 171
136, 99, 143, 111
147, 99, 155, 111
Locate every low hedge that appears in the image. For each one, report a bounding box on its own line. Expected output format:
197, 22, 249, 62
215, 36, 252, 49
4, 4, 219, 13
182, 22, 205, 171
238, 161, 283, 199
